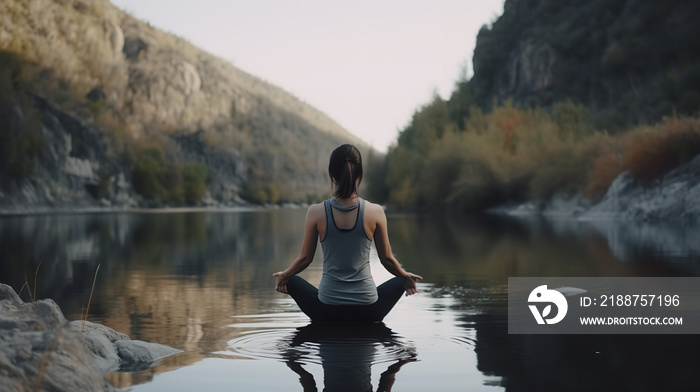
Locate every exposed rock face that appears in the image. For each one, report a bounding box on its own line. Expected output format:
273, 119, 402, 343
0, 284, 181, 391
495, 39, 557, 105
180, 61, 201, 96
173, 131, 246, 205
469, 0, 700, 126
0, 95, 136, 212
0, 0, 373, 210
471, 0, 550, 108
494, 154, 700, 222
580, 155, 700, 221
104, 20, 124, 57
123, 36, 148, 60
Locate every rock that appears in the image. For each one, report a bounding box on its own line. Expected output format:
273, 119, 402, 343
70, 320, 130, 342
0, 284, 181, 390
29, 299, 67, 329
123, 37, 148, 60
581, 154, 700, 222
104, 20, 124, 57
86, 87, 106, 102
68, 321, 129, 373
494, 154, 700, 222
0, 284, 115, 391
180, 61, 201, 96
115, 340, 183, 371
0, 284, 23, 307
498, 39, 557, 101
64, 156, 98, 181
0, 327, 116, 392
542, 195, 592, 218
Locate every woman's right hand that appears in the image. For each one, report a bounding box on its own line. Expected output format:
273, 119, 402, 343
273, 272, 290, 293
402, 272, 423, 296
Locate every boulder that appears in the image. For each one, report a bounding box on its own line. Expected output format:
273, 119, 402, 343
115, 340, 182, 371
0, 284, 23, 308
0, 284, 181, 391
68, 321, 124, 373
0, 284, 115, 391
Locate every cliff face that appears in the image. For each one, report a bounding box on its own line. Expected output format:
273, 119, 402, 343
499, 153, 700, 222
0, 0, 369, 210
470, 0, 700, 128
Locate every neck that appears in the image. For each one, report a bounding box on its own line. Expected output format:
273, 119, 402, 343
331, 185, 359, 203
332, 193, 358, 202
331, 183, 359, 202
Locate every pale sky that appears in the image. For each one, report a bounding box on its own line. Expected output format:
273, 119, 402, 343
111, 0, 504, 152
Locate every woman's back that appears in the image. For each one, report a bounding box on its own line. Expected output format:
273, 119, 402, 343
318, 198, 378, 305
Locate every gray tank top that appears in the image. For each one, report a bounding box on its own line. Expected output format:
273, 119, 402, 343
318, 198, 378, 305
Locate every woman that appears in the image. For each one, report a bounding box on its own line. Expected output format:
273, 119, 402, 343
273, 144, 422, 323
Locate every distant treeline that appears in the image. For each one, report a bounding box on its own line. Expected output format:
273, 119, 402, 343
368, 89, 700, 213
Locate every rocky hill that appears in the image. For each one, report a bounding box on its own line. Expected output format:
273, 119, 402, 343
0, 0, 370, 211
374, 0, 700, 219
470, 0, 700, 129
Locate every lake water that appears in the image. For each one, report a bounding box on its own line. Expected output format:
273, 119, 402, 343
1, 209, 700, 391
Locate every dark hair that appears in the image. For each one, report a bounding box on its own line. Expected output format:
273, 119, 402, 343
329, 144, 363, 199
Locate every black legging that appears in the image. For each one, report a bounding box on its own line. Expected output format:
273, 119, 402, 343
286, 276, 406, 323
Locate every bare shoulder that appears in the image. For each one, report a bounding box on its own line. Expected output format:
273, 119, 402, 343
303, 202, 325, 230
307, 202, 325, 218
363, 200, 387, 221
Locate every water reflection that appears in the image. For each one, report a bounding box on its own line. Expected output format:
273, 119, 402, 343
0, 210, 316, 345
1, 210, 700, 390
389, 214, 700, 282
281, 323, 416, 392
449, 288, 700, 392
466, 313, 700, 391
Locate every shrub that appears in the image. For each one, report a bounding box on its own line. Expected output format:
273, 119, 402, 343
131, 144, 209, 205
552, 100, 591, 140
132, 149, 167, 201
585, 150, 622, 198
182, 162, 209, 204
621, 117, 700, 180
0, 122, 45, 179
243, 181, 281, 204
0, 51, 46, 179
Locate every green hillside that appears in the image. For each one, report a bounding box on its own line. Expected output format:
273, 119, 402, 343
0, 0, 370, 208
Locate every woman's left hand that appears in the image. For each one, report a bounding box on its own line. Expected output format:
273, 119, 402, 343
273, 272, 289, 293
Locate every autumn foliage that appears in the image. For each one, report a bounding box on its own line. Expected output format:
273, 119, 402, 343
377, 96, 700, 212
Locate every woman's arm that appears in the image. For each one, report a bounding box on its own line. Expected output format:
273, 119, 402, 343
370, 204, 423, 295
273, 204, 323, 293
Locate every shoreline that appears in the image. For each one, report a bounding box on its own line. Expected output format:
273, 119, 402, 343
0, 202, 313, 217
3, 152, 699, 222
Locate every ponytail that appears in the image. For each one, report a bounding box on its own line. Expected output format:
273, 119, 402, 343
328, 144, 363, 199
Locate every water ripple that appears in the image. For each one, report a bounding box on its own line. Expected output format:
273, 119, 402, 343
221, 313, 418, 366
